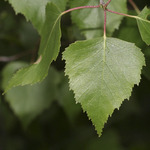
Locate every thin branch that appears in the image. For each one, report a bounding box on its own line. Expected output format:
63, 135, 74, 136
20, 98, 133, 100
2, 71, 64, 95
0, 50, 35, 62
62, 5, 100, 15
129, 0, 140, 14
105, 0, 111, 7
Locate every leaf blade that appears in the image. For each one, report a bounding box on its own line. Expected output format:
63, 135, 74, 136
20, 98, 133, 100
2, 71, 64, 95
2, 61, 60, 127
137, 7, 150, 45
63, 37, 145, 135
4, 3, 62, 93
8, 0, 68, 33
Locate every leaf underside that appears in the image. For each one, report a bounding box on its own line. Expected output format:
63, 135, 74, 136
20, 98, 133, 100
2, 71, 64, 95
63, 37, 145, 136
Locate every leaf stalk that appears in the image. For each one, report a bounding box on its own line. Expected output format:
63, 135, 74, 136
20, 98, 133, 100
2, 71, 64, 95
106, 9, 150, 23
62, 5, 100, 15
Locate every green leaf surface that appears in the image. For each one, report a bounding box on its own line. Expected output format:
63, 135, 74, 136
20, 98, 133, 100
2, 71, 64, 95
8, 0, 68, 33
115, 13, 144, 48
137, 7, 150, 45
4, 3, 62, 93
70, 0, 127, 39
2, 62, 60, 127
63, 37, 145, 135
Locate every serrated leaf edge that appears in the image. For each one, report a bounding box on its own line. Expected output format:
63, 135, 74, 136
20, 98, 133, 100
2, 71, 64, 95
62, 37, 145, 136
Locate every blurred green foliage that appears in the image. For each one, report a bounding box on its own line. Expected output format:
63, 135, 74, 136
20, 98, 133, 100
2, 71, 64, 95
0, 0, 150, 150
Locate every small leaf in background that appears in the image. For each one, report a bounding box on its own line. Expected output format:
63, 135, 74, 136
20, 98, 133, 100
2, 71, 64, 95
4, 3, 62, 93
115, 14, 144, 48
137, 7, 150, 45
70, 0, 127, 39
57, 73, 81, 123
18, 21, 40, 49
8, 0, 68, 33
1, 61, 60, 128
63, 37, 145, 136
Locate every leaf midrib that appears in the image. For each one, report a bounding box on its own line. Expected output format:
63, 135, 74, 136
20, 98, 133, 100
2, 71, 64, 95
41, 11, 62, 58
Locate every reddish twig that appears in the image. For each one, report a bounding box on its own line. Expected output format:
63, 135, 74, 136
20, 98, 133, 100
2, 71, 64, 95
62, 5, 100, 15
105, 0, 111, 7
0, 50, 35, 62
128, 0, 140, 14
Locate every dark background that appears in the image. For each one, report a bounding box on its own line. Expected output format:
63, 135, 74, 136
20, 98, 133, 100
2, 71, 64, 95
0, 0, 150, 150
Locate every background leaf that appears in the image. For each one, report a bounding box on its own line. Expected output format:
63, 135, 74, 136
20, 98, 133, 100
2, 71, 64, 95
4, 3, 62, 93
1, 61, 60, 127
70, 0, 127, 39
63, 37, 145, 136
137, 7, 150, 45
114, 14, 144, 48
7, 0, 68, 33
57, 73, 81, 123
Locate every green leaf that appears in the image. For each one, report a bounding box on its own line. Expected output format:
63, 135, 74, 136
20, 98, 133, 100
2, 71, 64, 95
115, 13, 144, 48
2, 61, 60, 127
63, 37, 145, 136
4, 3, 62, 93
8, 0, 68, 33
137, 7, 150, 45
70, 0, 127, 39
